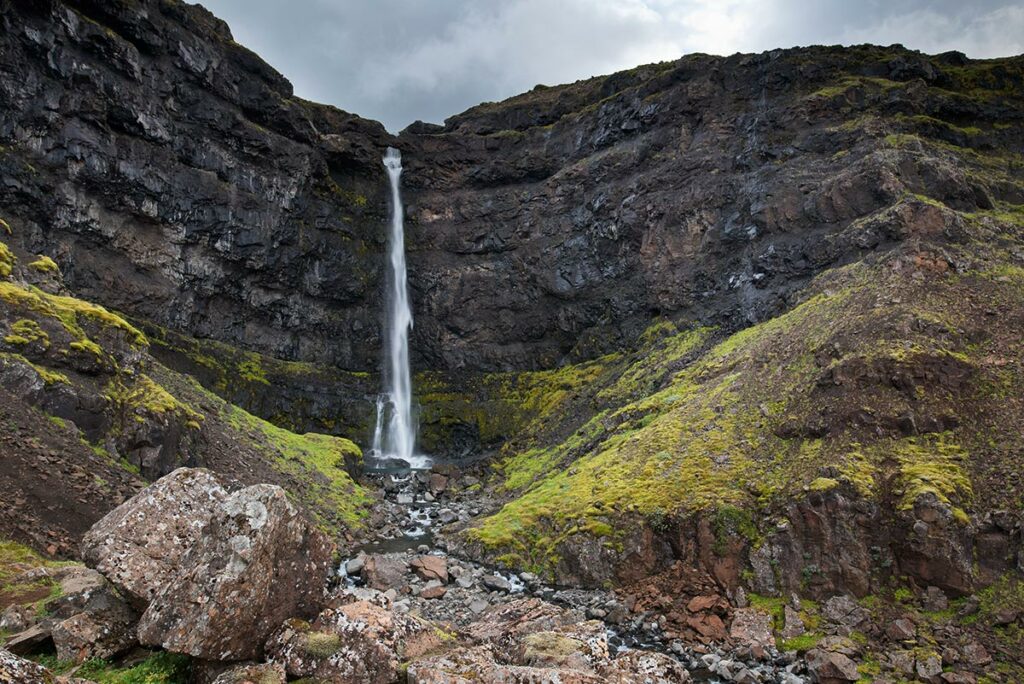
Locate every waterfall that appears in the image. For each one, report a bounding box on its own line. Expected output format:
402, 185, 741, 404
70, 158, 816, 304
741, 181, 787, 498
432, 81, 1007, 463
371, 147, 428, 469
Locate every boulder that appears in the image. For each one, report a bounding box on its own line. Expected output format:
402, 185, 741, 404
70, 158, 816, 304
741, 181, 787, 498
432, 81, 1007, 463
481, 574, 511, 592
466, 598, 583, 649
886, 617, 916, 641
362, 554, 409, 591
81, 468, 227, 608
210, 662, 287, 684
407, 645, 607, 684
729, 607, 776, 652
1, 648, 56, 683
806, 648, 859, 683
781, 605, 806, 639
512, 621, 608, 671
136, 482, 335, 660
411, 555, 448, 583
599, 650, 691, 683
821, 595, 868, 631
265, 599, 445, 683
419, 582, 447, 599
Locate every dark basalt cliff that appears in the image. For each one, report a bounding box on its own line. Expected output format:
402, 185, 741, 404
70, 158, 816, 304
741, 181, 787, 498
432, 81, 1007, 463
1, 0, 392, 372
5, 0, 1021, 381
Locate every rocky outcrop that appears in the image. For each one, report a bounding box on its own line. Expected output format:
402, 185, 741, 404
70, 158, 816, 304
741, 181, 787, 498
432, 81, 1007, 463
83, 468, 335, 661
407, 598, 691, 683
265, 598, 445, 683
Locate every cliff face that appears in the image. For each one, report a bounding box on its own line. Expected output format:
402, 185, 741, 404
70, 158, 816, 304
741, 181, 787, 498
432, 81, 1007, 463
0, 0, 392, 372
5, 1, 1021, 382
400, 47, 1022, 371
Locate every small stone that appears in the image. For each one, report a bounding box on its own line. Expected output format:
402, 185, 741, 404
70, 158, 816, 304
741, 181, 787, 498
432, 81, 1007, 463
456, 575, 474, 589
345, 555, 365, 575
886, 617, 916, 641
411, 555, 449, 583
469, 599, 489, 615
420, 582, 447, 600
916, 654, 943, 680
923, 586, 949, 612
482, 574, 511, 593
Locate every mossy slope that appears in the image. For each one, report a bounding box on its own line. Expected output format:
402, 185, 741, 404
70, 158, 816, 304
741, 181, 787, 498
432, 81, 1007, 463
465, 196, 1024, 576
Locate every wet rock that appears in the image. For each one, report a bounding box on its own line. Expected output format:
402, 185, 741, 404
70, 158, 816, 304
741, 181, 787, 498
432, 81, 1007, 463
345, 554, 366, 576
81, 468, 226, 608
137, 481, 335, 660
210, 662, 287, 684
363, 554, 410, 591
411, 555, 448, 583
266, 599, 445, 683
806, 648, 859, 682
481, 574, 511, 592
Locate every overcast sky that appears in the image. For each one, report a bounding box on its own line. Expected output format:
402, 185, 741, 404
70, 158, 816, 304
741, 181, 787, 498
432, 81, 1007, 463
201, 0, 1024, 132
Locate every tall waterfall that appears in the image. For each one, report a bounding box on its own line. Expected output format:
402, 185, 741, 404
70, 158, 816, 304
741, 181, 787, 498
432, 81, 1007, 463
371, 147, 427, 468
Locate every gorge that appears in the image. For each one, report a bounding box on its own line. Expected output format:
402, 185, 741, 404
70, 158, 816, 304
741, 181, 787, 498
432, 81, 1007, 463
0, 0, 1023, 682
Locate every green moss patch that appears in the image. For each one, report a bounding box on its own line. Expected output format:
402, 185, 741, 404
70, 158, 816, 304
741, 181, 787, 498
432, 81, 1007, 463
27, 256, 59, 274
222, 402, 370, 530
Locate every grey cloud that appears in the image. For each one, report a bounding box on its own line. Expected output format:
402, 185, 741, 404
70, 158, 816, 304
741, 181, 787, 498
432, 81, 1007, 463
200, 0, 1024, 132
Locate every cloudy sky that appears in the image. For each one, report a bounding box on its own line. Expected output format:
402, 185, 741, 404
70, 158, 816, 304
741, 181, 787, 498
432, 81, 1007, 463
202, 0, 1024, 132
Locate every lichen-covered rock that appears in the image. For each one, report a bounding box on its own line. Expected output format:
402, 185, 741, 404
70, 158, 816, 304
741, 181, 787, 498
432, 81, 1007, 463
49, 568, 139, 664
599, 650, 691, 683
1, 647, 56, 683
407, 642, 690, 684
407, 645, 607, 684
265, 599, 445, 683
210, 662, 287, 684
466, 598, 584, 650
81, 468, 227, 608
806, 648, 860, 683
137, 483, 335, 660
729, 607, 776, 653
512, 621, 608, 671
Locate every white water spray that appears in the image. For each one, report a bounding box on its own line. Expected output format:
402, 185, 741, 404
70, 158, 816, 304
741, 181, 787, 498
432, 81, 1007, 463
371, 148, 429, 469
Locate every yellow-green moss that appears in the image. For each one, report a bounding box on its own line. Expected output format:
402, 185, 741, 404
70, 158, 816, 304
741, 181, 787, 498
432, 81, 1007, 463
892, 433, 973, 522
27, 255, 59, 274
0, 242, 14, 279
0, 218, 10, 235
238, 353, 269, 385
223, 403, 370, 529
113, 374, 205, 424
808, 477, 839, 492
302, 631, 342, 658
3, 319, 49, 349
0, 281, 147, 347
